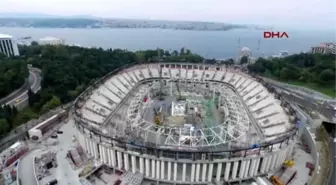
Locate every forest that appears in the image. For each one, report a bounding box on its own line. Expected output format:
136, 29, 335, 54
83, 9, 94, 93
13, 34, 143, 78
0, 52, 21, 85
247, 53, 336, 97
0, 53, 29, 98
0, 44, 204, 136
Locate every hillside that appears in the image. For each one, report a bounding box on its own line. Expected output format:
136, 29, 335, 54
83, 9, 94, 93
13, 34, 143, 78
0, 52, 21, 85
247, 53, 336, 97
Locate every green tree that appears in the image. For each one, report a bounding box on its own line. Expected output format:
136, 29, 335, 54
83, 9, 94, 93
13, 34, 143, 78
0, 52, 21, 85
240, 56, 249, 65
0, 119, 9, 135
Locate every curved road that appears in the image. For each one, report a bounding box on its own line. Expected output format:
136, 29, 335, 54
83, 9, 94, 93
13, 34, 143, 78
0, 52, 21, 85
276, 88, 335, 122
5, 67, 41, 107
18, 149, 42, 185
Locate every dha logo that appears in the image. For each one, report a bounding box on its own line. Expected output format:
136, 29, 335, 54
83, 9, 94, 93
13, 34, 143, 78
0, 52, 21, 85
263, 31, 289, 39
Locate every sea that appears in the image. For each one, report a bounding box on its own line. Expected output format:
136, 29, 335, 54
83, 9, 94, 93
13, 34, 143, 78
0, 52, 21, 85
1, 27, 335, 59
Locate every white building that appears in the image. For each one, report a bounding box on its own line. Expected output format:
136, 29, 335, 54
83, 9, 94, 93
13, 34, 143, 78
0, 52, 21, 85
39, 37, 65, 45
0, 34, 20, 56
311, 43, 336, 54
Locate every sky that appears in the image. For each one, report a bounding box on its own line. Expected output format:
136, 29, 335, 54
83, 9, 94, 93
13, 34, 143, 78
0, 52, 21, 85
0, 0, 335, 29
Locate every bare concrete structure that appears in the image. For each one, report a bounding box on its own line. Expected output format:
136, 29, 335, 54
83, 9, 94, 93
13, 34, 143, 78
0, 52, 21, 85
73, 63, 297, 184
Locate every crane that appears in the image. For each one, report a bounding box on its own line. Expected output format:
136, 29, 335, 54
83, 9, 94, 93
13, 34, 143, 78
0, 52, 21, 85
174, 80, 186, 101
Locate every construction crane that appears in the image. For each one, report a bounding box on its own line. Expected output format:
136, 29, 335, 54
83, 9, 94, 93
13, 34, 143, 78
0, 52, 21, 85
158, 48, 165, 101
174, 80, 186, 101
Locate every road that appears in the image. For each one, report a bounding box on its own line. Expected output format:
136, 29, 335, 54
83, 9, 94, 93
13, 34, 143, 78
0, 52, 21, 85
6, 67, 41, 107
277, 88, 335, 122
18, 149, 42, 185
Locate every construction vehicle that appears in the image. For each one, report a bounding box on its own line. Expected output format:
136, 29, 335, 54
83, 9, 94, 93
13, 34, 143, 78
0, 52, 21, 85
153, 107, 162, 125
283, 160, 294, 168
270, 166, 297, 185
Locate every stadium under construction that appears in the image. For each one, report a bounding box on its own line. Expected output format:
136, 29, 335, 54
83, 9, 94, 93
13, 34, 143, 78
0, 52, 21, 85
73, 63, 298, 184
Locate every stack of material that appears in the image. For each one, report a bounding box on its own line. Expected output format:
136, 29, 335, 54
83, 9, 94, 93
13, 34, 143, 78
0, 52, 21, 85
76, 145, 89, 162
122, 172, 144, 185
70, 148, 83, 166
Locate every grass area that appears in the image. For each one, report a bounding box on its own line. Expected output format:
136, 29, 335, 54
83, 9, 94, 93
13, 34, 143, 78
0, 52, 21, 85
262, 73, 335, 98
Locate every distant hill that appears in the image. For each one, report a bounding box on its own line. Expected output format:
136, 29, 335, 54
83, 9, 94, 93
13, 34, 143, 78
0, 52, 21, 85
0, 12, 254, 31
0, 12, 97, 19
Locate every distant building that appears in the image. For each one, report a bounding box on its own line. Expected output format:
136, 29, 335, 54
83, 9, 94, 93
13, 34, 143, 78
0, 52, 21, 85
237, 47, 252, 64
271, 51, 289, 58
0, 33, 20, 56
39, 37, 65, 45
311, 42, 336, 54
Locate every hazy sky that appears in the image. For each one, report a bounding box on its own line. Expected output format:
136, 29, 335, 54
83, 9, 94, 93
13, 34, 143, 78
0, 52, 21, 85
1, 0, 335, 29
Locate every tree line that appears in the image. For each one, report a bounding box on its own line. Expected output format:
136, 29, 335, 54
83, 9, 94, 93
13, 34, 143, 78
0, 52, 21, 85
0, 44, 207, 136
0, 53, 29, 98
247, 53, 335, 96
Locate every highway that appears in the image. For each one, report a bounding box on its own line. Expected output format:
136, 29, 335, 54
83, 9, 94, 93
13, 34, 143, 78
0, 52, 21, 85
281, 91, 334, 120
5, 67, 41, 107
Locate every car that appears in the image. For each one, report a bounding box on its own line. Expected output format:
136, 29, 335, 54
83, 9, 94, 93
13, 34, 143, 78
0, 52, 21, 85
46, 179, 58, 185
50, 135, 58, 139
56, 130, 63, 134
15, 98, 21, 103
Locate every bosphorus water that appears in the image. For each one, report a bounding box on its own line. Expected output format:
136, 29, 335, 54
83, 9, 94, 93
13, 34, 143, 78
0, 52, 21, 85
1, 27, 335, 58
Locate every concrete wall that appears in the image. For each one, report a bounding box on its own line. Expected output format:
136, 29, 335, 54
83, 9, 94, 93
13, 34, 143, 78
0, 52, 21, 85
32, 156, 39, 185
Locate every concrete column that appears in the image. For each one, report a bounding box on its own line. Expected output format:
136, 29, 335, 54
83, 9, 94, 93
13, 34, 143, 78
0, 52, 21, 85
156, 160, 160, 179
111, 149, 116, 167
254, 158, 261, 176
93, 142, 98, 159
85, 139, 90, 154
276, 151, 284, 168
167, 161, 172, 180
215, 163, 222, 182
124, 153, 129, 171
151, 159, 156, 179
106, 148, 111, 166
283, 147, 289, 161
131, 155, 136, 173
86, 139, 91, 155
208, 163, 214, 182
173, 162, 177, 181
196, 163, 201, 182
260, 156, 268, 173
182, 163, 186, 182
244, 160, 250, 178
202, 163, 207, 182
145, 158, 150, 177
249, 159, 257, 176
191, 164, 196, 182
287, 144, 294, 159
103, 146, 108, 164
265, 155, 273, 172
98, 145, 103, 162
140, 157, 144, 174
89, 141, 94, 157
239, 161, 246, 178
232, 161, 239, 179
270, 154, 278, 170
117, 151, 123, 170
224, 162, 231, 181
161, 161, 165, 180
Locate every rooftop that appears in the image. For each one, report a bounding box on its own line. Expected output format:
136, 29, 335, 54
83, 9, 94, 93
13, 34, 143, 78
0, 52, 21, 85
39, 37, 62, 41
